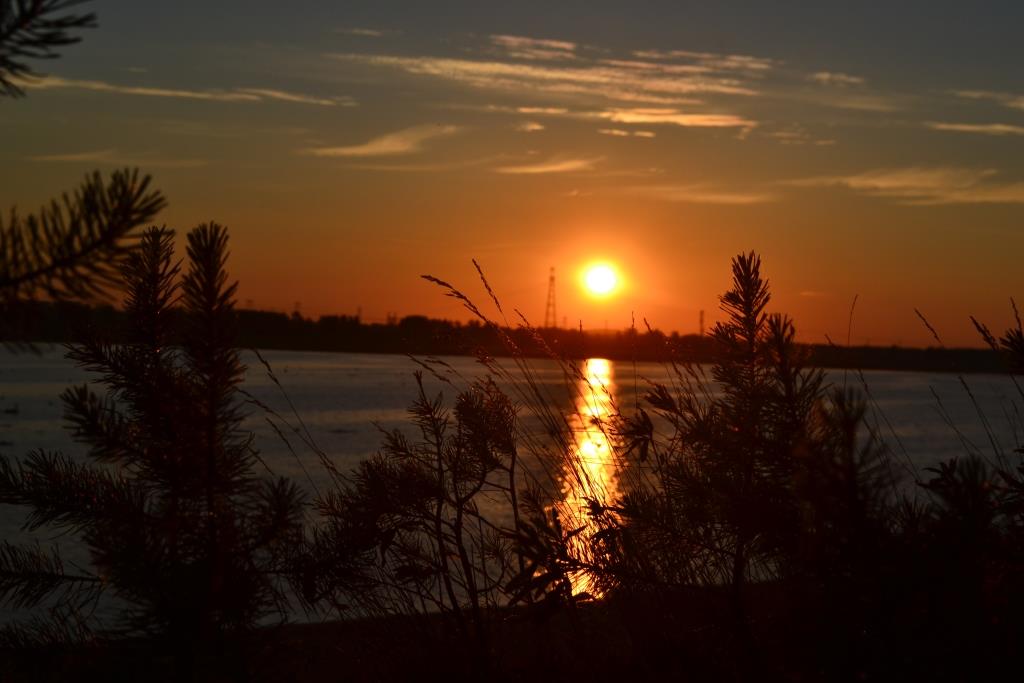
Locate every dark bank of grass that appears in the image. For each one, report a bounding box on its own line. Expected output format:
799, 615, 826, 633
0, 582, 853, 682
6, 575, 1019, 682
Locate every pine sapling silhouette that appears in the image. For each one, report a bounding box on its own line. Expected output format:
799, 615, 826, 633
0, 224, 303, 657
304, 372, 522, 667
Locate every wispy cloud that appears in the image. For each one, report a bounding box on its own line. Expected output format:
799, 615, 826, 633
19, 75, 353, 106
787, 166, 1024, 204
517, 106, 570, 114
788, 89, 903, 112
623, 183, 775, 204
598, 128, 656, 138
926, 121, 1024, 136
952, 89, 1024, 111
515, 121, 545, 132
490, 34, 577, 60
334, 52, 760, 108
27, 149, 207, 168
337, 27, 389, 37
598, 108, 755, 128
28, 149, 116, 162
808, 71, 865, 86
340, 155, 508, 173
767, 127, 835, 146
631, 49, 776, 73
304, 124, 460, 157
235, 88, 355, 106
494, 157, 602, 174
334, 36, 911, 133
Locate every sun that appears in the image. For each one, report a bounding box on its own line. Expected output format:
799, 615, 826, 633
583, 263, 619, 297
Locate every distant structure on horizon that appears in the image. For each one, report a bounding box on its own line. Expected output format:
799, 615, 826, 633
544, 266, 557, 328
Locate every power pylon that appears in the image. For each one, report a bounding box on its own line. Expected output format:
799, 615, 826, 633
543, 267, 557, 328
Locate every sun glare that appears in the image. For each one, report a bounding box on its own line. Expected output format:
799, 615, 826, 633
583, 263, 619, 297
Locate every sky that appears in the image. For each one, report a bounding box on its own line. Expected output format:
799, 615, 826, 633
3, 0, 1023, 346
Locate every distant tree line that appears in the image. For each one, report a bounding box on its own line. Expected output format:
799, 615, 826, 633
3, 299, 1009, 374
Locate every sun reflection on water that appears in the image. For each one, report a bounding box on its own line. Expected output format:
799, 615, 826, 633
561, 357, 621, 596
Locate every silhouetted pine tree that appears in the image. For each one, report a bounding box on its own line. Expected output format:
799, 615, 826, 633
300, 371, 524, 673
594, 253, 832, 590
0, 224, 303, 655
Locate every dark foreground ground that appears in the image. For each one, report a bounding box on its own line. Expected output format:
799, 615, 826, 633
3, 580, 1014, 682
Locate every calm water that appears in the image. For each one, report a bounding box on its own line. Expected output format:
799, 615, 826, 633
1, 347, 1022, 618
2, 347, 1022, 512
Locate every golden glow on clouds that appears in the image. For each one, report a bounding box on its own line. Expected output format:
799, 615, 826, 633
495, 157, 602, 174
807, 71, 866, 86
787, 167, 1024, 205
490, 34, 578, 60
333, 52, 760, 105
598, 108, 755, 128
622, 184, 775, 204
926, 122, 1024, 136
305, 124, 460, 157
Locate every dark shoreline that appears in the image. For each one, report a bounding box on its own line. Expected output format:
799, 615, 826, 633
5, 300, 1011, 375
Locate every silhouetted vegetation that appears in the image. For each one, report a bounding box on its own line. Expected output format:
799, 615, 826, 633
2, 2, 164, 347
0, 170, 165, 328
0, 225, 303, 675
0, 0, 95, 97
2, 242, 1023, 681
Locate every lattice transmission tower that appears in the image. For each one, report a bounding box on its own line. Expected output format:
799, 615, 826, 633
543, 267, 557, 328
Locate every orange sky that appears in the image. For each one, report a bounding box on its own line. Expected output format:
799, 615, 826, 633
3, 2, 1023, 347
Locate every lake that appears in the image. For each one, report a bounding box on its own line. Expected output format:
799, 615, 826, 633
1, 347, 1022, 620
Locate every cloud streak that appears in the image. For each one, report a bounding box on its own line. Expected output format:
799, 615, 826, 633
631, 49, 776, 73
515, 121, 545, 132
27, 149, 207, 168
787, 166, 1024, 205
334, 52, 760, 109
20, 75, 353, 106
598, 128, 656, 138
598, 107, 755, 128
952, 89, 1024, 111
337, 27, 388, 37
490, 34, 578, 60
808, 71, 865, 86
623, 184, 775, 204
927, 121, 1024, 136
494, 157, 602, 174
304, 125, 460, 157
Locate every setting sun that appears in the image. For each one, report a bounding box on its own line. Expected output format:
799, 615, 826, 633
583, 263, 619, 297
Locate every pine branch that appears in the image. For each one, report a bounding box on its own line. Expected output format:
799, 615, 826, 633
0, 0, 96, 97
0, 449, 144, 533
182, 223, 251, 498
0, 168, 166, 313
0, 540, 101, 609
